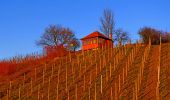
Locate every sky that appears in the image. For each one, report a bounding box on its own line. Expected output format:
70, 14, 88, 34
0, 0, 170, 59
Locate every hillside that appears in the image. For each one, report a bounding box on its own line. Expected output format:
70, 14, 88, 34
0, 43, 170, 100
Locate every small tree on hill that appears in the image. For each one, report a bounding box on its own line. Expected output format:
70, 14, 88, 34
37, 25, 80, 52
114, 28, 129, 46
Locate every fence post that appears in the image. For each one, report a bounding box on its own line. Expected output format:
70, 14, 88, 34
18, 85, 21, 100
101, 75, 103, 95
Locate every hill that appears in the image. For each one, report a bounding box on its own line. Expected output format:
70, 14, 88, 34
0, 43, 170, 100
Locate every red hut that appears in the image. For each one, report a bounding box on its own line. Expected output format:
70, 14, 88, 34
81, 31, 113, 50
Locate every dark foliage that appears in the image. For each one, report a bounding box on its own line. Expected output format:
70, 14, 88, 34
138, 27, 170, 44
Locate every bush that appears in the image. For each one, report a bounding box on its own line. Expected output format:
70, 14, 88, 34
138, 27, 170, 44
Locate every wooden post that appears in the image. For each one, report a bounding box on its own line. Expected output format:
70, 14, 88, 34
84, 75, 86, 91
48, 77, 50, 100
43, 69, 45, 85
90, 71, 92, 85
7, 89, 9, 100
9, 81, 12, 98
110, 87, 113, 100
95, 82, 97, 100
126, 62, 128, 77
110, 63, 112, 78
83, 50, 85, 61
100, 59, 102, 72
67, 90, 70, 100
31, 78, 33, 94
69, 51, 71, 62
19, 85, 21, 100
135, 80, 138, 100
113, 58, 115, 71
96, 63, 98, 77
118, 75, 120, 92
75, 84, 77, 100
66, 65, 68, 92
58, 66, 60, 84
51, 65, 54, 78
23, 73, 25, 87
101, 75, 103, 94
89, 87, 91, 100
115, 82, 117, 100
56, 83, 59, 100
80, 63, 82, 75
106, 67, 108, 82
123, 68, 124, 84
38, 84, 40, 100
45, 63, 47, 72
72, 62, 74, 74
35, 68, 37, 81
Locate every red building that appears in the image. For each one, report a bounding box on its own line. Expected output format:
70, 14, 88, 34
81, 31, 113, 50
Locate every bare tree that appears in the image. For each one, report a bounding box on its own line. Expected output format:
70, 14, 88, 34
138, 27, 170, 44
100, 9, 115, 38
115, 29, 129, 46
37, 25, 80, 51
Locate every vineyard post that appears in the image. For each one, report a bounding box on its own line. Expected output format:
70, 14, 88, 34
101, 75, 103, 95
138, 75, 140, 93
95, 82, 97, 100
69, 51, 71, 62
23, 73, 25, 87
111, 46, 113, 57
89, 87, 91, 100
72, 62, 74, 74
35, 68, 37, 81
108, 47, 110, 61
116, 52, 119, 65
83, 75, 86, 91
135, 80, 138, 100
85, 62, 87, 72
156, 36, 161, 100
113, 58, 115, 71
19, 85, 21, 100
9, 81, 12, 98
67, 90, 70, 100
45, 63, 47, 72
80, 62, 82, 75
100, 58, 102, 72
48, 77, 51, 100
75, 84, 77, 100
118, 75, 120, 92
51, 65, 54, 78
38, 84, 40, 100
31, 78, 33, 94
82, 50, 85, 61
66, 64, 68, 92
90, 71, 92, 85
56, 83, 59, 100
125, 62, 128, 77
43, 69, 45, 85
111, 87, 113, 100
110, 63, 112, 78
149, 37, 151, 46
96, 63, 98, 77
7, 89, 9, 100
123, 68, 124, 84
58, 66, 60, 85
133, 87, 135, 100
115, 82, 117, 100
106, 66, 108, 82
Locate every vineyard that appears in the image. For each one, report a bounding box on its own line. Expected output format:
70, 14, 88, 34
0, 43, 170, 100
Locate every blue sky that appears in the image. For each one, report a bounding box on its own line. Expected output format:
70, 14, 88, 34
0, 0, 170, 59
